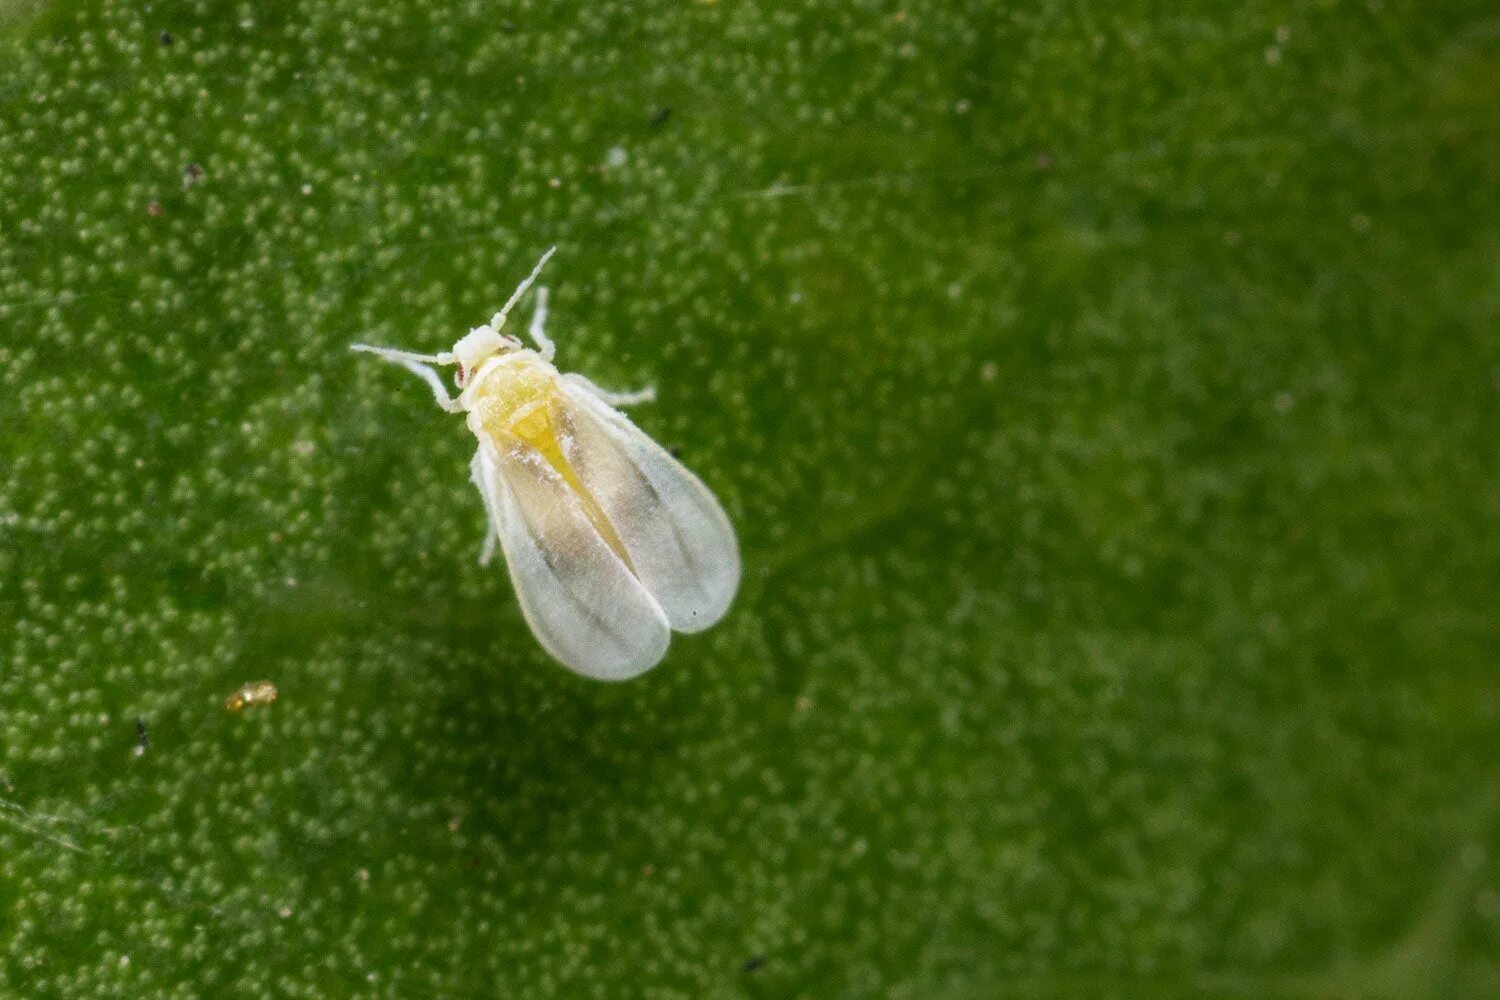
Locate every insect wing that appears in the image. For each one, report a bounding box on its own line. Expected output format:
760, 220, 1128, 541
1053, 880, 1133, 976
555, 376, 741, 633
476, 438, 671, 680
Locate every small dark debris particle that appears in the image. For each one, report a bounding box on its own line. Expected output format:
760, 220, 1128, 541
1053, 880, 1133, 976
743, 955, 766, 973
134, 718, 149, 755
183, 162, 205, 190
159, 31, 174, 46
649, 106, 673, 128
147, 200, 164, 217
667, 445, 682, 459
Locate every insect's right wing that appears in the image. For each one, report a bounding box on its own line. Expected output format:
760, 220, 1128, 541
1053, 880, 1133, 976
554, 376, 741, 634
474, 439, 671, 681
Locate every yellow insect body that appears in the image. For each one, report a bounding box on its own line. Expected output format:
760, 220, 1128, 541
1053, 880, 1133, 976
467, 354, 629, 562
352, 249, 740, 680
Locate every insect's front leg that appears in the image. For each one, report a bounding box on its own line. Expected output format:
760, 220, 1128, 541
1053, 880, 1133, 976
351, 344, 464, 413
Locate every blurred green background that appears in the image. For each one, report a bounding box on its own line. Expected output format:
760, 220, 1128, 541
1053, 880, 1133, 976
2, 1, 1497, 996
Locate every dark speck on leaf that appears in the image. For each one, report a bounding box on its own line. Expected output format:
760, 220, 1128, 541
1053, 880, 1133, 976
159, 31, 173, 45
501, 19, 516, 33
134, 718, 149, 755
650, 106, 673, 128
743, 955, 766, 973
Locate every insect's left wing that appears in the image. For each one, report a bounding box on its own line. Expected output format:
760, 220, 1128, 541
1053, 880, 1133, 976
475, 439, 672, 680
554, 376, 741, 634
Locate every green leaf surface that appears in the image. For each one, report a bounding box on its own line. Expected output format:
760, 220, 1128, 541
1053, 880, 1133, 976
2, 1, 1498, 996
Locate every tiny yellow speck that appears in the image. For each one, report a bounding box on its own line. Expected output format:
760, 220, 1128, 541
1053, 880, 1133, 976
226, 680, 279, 712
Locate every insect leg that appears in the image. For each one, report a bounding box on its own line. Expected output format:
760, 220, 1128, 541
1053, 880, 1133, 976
527, 286, 555, 361
351, 344, 463, 412
489, 246, 557, 332
563, 372, 656, 408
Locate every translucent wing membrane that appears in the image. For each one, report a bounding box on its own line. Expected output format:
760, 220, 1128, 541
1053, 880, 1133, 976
555, 376, 741, 633
475, 439, 671, 680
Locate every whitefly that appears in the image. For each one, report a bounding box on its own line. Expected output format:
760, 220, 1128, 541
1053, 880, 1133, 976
352, 248, 740, 680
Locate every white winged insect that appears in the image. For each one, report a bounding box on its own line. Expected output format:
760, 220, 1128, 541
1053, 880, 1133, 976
352, 248, 740, 680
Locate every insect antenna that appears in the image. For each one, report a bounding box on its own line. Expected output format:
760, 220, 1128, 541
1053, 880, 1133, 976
490, 246, 557, 331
